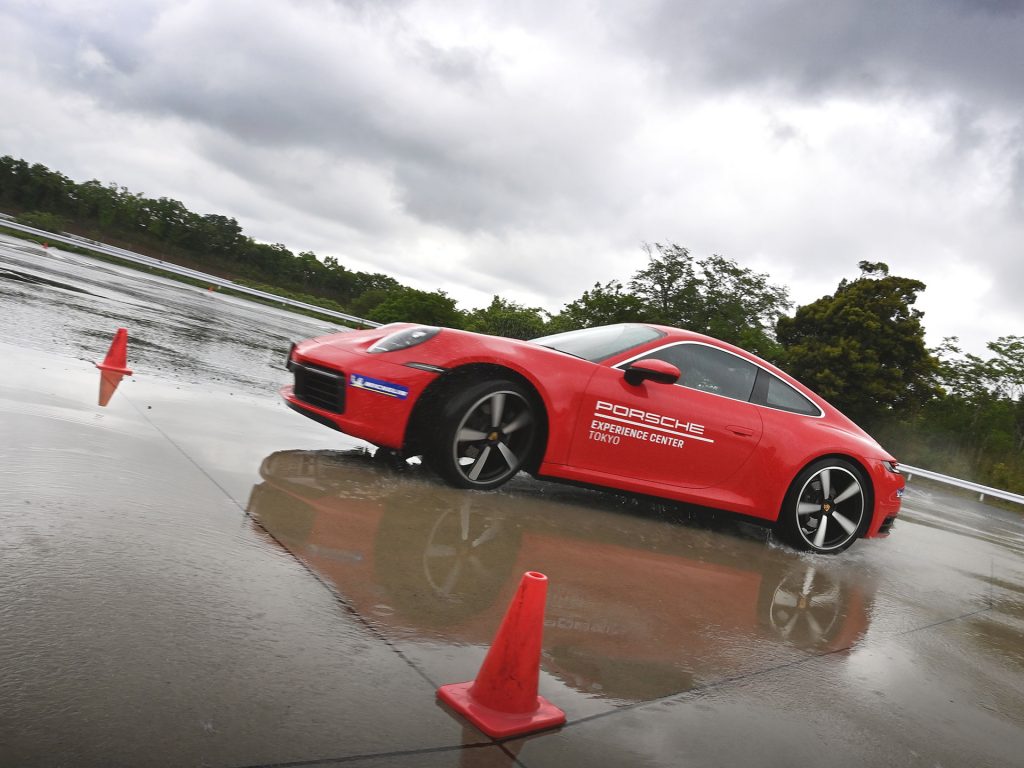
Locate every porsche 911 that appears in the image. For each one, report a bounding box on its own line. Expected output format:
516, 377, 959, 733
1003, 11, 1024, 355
282, 323, 904, 553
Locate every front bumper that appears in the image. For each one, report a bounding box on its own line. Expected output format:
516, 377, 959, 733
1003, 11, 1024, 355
282, 346, 439, 449
865, 460, 905, 538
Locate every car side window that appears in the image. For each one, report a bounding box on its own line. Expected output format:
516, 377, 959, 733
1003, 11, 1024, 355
765, 373, 821, 416
640, 344, 758, 402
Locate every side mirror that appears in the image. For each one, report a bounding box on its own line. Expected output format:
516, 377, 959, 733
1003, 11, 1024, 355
623, 358, 680, 386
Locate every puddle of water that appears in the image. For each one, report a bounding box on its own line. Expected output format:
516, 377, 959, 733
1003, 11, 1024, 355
248, 449, 878, 705
0, 237, 345, 398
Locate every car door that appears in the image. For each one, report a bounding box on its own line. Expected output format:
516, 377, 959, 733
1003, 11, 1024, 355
567, 342, 764, 489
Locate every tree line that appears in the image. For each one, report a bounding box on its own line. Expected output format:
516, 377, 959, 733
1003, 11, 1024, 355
1, 155, 1021, 494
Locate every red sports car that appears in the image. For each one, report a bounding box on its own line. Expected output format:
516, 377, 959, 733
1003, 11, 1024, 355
282, 323, 904, 553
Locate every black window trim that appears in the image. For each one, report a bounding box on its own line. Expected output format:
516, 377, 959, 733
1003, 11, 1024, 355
615, 341, 825, 418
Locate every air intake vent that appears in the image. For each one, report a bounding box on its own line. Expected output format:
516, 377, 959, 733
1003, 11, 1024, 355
291, 362, 345, 414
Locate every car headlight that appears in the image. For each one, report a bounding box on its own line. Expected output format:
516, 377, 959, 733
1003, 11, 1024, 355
368, 325, 440, 353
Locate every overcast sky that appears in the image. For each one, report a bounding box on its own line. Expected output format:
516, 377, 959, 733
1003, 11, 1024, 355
2, 0, 1021, 354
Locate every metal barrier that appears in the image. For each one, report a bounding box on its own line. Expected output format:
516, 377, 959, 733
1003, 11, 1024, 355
0, 219, 381, 329
900, 464, 1024, 506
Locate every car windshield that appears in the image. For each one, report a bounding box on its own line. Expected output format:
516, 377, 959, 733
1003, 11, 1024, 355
531, 324, 664, 362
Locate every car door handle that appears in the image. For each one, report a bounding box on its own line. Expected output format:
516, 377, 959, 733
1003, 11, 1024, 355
726, 425, 755, 437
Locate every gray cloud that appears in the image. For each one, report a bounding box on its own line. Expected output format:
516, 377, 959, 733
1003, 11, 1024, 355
1, 0, 1021, 354
631, 0, 1024, 107
28, 0, 639, 238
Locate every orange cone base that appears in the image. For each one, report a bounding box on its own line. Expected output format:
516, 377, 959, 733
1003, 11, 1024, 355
437, 681, 565, 739
95, 362, 133, 376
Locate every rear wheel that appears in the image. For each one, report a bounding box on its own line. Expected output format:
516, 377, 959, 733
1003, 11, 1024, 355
427, 379, 537, 490
779, 458, 869, 554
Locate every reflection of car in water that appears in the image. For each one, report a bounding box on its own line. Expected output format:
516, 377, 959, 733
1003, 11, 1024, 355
247, 450, 875, 702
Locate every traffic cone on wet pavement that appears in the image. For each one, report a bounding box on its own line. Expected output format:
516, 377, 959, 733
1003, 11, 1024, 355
437, 571, 565, 739
95, 328, 132, 407
95, 327, 133, 376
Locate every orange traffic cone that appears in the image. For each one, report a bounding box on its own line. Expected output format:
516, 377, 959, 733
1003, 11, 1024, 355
437, 571, 565, 738
95, 327, 133, 376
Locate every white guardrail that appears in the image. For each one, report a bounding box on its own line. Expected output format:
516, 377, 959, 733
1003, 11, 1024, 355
0, 217, 381, 329
900, 464, 1024, 506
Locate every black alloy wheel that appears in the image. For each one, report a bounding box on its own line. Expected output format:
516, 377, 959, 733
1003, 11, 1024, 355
780, 458, 869, 553
429, 378, 537, 490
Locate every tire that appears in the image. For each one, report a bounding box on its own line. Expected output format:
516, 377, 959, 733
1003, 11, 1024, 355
426, 378, 538, 490
779, 458, 870, 554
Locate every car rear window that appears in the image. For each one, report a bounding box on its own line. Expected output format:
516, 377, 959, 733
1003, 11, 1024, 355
765, 374, 821, 416
531, 324, 664, 362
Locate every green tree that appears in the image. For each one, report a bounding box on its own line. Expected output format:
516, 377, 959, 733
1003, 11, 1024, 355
697, 254, 793, 357
944, 335, 1024, 456
0, 158, 74, 214
988, 336, 1024, 404
73, 179, 122, 230
289, 250, 327, 291
776, 261, 940, 429
629, 243, 698, 321
986, 335, 1024, 484
243, 242, 295, 280
547, 280, 650, 332
0, 155, 480, 329
463, 296, 548, 339
140, 196, 195, 244
364, 287, 465, 327
355, 272, 400, 297
191, 214, 244, 257
629, 243, 791, 356
879, 334, 1024, 493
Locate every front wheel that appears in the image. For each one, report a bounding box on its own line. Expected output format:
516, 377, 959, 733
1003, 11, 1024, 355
779, 458, 870, 554
427, 379, 538, 490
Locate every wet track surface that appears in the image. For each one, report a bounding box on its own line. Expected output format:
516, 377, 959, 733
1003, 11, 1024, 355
2, 235, 1023, 767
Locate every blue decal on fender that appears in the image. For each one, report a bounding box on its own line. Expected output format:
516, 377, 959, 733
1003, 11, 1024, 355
349, 373, 409, 399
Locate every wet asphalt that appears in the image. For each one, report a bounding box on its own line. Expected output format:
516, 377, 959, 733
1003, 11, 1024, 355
1, 235, 1023, 768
